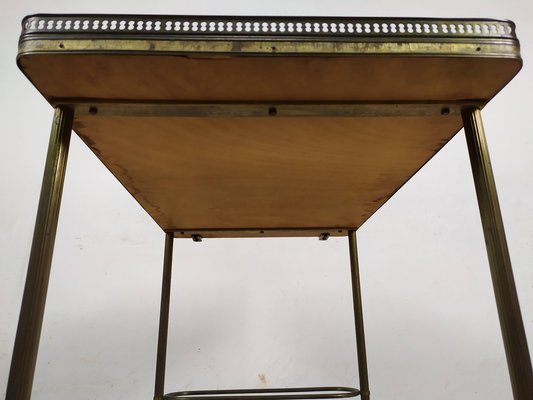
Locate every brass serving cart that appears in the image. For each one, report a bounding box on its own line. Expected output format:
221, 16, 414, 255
8, 14, 533, 400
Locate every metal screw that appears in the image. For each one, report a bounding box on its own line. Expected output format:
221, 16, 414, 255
319, 233, 330, 241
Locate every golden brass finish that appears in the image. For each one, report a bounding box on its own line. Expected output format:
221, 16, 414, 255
172, 228, 350, 239
154, 233, 174, 400
348, 231, 370, 400
10, 13, 531, 400
67, 101, 474, 118
158, 234, 363, 399
164, 386, 360, 399
18, 38, 521, 58
19, 15, 518, 42
6, 106, 73, 400
462, 108, 533, 399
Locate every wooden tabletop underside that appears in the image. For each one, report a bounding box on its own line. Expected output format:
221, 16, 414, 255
18, 15, 522, 237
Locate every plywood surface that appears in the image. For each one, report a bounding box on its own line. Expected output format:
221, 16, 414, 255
74, 115, 463, 230
18, 50, 521, 233
19, 54, 521, 102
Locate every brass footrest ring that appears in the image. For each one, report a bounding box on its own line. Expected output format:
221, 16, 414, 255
164, 386, 360, 400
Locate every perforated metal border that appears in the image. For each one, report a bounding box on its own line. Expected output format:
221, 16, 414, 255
21, 14, 517, 40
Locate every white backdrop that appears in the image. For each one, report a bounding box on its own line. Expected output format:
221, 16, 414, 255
1, 1, 532, 399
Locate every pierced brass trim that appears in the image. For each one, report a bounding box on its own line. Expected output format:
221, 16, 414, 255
20, 14, 518, 41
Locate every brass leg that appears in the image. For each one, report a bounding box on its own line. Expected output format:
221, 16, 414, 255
462, 108, 533, 399
6, 107, 73, 400
154, 232, 174, 400
348, 230, 370, 400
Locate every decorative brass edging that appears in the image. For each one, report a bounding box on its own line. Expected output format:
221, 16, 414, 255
18, 15, 520, 59
21, 14, 517, 40
18, 38, 521, 59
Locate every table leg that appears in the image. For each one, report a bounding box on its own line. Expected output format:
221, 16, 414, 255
154, 232, 174, 400
348, 230, 370, 400
6, 106, 73, 400
462, 107, 533, 399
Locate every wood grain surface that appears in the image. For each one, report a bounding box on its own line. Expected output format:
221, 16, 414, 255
74, 115, 462, 230
19, 54, 520, 102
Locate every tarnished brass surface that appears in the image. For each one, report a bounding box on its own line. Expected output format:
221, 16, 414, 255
10, 14, 531, 400
348, 231, 369, 400
165, 386, 360, 399
154, 233, 174, 400
462, 108, 533, 399
67, 101, 475, 118
6, 107, 73, 400
16, 15, 522, 106
172, 228, 349, 239
18, 38, 520, 58
19, 15, 519, 41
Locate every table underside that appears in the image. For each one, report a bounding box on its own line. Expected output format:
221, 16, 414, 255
17, 15, 522, 237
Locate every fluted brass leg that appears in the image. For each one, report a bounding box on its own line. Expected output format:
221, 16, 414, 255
154, 232, 174, 400
348, 230, 370, 400
6, 106, 73, 400
462, 107, 533, 399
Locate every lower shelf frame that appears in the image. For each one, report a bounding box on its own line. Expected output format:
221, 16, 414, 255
164, 386, 360, 400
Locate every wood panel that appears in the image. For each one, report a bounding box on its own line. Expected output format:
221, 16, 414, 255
73, 115, 463, 230
18, 50, 521, 233
19, 54, 521, 102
